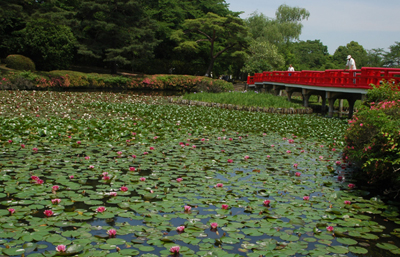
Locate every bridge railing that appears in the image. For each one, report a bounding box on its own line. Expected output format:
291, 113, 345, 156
247, 67, 400, 89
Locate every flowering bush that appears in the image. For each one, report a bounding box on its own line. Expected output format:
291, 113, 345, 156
1, 70, 233, 92
344, 82, 400, 193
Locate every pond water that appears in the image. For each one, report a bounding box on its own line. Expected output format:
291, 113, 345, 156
0, 90, 399, 256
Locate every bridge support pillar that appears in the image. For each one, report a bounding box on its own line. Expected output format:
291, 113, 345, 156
272, 85, 284, 96
347, 96, 359, 118
326, 92, 342, 118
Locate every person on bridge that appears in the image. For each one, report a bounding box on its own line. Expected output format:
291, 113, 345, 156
288, 64, 295, 72
346, 55, 356, 70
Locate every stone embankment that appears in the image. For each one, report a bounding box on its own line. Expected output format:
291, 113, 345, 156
169, 97, 313, 114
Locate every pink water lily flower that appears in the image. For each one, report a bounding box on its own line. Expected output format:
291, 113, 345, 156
201, 138, 205, 141
107, 229, 117, 238
344, 200, 351, 205
69, 175, 74, 179
52, 199, 61, 204
176, 226, 185, 232
85, 156, 90, 160
176, 178, 183, 182
293, 163, 298, 169
221, 204, 229, 210
35, 179, 44, 185
120, 186, 128, 192
348, 183, 355, 189
102, 176, 110, 181
286, 150, 292, 153
192, 145, 196, 148
44, 210, 54, 217
33, 147, 38, 152
8, 139, 12, 143
210, 222, 218, 229
335, 161, 341, 165
319, 156, 324, 160
132, 154, 136, 159
102, 172, 108, 176
21, 144, 25, 148
129, 167, 136, 171
263, 200, 270, 206
267, 155, 270, 158
216, 183, 223, 188
77, 141, 81, 145
149, 147, 155, 150
52, 185, 59, 191
8, 208, 15, 214
89, 165, 94, 169
139, 177, 146, 182
227, 159, 233, 163
295, 172, 301, 177
338, 175, 343, 181
326, 226, 334, 232
56, 245, 66, 252
300, 150, 305, 153
143, 152, 149, 155
184, 205, 191, 212
31, 175, 39, 181
244, 155, 250, 160
303, 196, 310, 201
170, 246, 180, 254
109, 192, 118, 197
96, 206, 106, 213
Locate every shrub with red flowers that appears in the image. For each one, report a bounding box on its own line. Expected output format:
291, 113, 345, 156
344, 82, 400, 194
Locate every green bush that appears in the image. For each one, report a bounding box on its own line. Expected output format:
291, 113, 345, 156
5, 54, 36, 71
344, 82, 400, 193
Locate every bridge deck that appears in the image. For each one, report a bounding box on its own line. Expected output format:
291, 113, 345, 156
247, 67, 400, 89
246, 67, 400, 118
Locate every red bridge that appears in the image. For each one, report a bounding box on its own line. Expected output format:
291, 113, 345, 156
247, 67, 400, 118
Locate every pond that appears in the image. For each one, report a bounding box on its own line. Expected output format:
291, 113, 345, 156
0, 91, 399, 256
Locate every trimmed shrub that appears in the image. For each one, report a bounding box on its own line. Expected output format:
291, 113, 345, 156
344, 82, 400, 194
5, 54, 36, 71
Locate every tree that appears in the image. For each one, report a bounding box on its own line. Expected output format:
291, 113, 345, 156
171, 12, 249, 76
384, 42, 400, 67
15, 18, 76, 71
366, 48, 385, 67
291, 40, 329, 70
74, 0, 160, 73
243, 5, 309, 73
241, 40, 283, 73
332, 41, 368, 69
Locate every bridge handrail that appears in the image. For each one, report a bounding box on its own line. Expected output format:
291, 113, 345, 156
247, 67, 400, 89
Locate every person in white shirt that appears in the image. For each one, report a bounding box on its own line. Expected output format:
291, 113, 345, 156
346, 55, 356, 70
288, 64, 295, 71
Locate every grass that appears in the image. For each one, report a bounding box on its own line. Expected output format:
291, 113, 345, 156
182, 91, 306, 109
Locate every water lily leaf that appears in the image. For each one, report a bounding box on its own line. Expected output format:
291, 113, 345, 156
349, 246, 368, 254
376, 243, 398, 250
327, 245, 349, 254
2, 248, 25, 256
336, 237, 358, 245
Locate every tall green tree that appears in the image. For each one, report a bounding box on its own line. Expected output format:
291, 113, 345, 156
243, 5, 309, 73
291, 40, 329, 70
332, 41, 368, 69
384, 42, 400, 67
74, 0, 160, 73
15, 18, 76, 70
366, 48, 385, 67
0, 0, 37, 58
171, 12, 248, 77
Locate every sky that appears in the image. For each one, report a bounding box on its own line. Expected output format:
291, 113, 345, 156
225, 0, 400, 54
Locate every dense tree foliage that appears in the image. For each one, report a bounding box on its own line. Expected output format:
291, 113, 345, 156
242, 6, 309, 73
0, 1, 398, 75
171, 12, 248, 76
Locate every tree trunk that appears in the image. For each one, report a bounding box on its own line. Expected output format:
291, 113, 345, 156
205, 58, 215, 77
